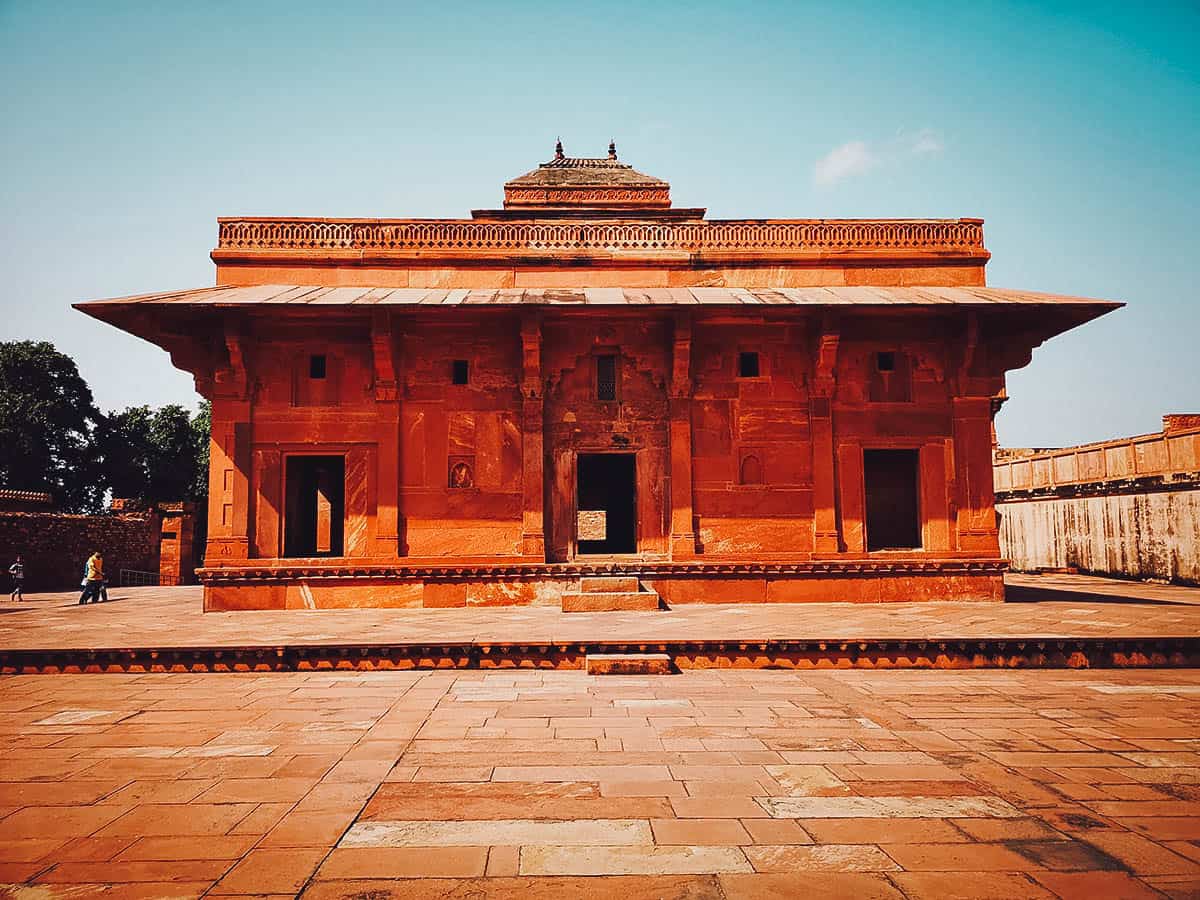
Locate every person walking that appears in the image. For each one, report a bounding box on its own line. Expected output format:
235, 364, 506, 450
7, 556, 22, 602
78, 551, 104, 604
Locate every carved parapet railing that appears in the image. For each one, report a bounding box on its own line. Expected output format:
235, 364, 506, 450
215, 217, 987, 258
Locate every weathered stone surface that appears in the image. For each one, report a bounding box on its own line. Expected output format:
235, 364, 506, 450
758, 796, 1024, 819
995, 417, 1200, 584
586, 654, 674, 675
342, 818, 652, 847
562, 591, 661, 612
519, 844, 754, 876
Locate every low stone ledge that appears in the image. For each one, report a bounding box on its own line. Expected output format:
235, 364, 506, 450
2, 636, 1195, 675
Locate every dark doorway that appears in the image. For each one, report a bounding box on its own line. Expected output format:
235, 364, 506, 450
576, 453, 636, 555
284, 456, 345, 557
863, 449, 921, 551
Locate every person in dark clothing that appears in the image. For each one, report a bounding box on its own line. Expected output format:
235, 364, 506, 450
8, 556, 22, 602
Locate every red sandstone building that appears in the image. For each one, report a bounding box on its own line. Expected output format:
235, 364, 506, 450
78, 143, 1119, 609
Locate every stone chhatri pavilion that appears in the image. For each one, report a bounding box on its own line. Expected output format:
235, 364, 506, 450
77, 142, 1120, 610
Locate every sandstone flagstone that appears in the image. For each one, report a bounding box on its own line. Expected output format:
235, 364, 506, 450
341, 818, 653, 847
0, 666, 1196, 897
758, 795, 1024, 819
743, 843, 901, 872
519, 844, 754, 876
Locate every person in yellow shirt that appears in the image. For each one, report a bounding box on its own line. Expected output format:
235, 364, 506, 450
78, 552, 104, 605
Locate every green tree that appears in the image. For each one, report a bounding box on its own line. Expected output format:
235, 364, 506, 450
97, 403, 209, 506
191, 400, 210, 502
0, 341, 102, 511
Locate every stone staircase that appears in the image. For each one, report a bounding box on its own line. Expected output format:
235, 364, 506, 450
561, 576, 663, 612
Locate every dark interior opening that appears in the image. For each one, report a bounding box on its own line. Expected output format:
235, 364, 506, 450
452, 359, 469, 385
309, 354, 327, 379
595, 355, 617, 401
869, 351, 912, 402
864, 449, 921, 551
577, 453, 636, 554
738, 351, 760, 378
284, 455, 345, 557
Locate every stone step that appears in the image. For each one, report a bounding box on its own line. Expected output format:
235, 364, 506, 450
580, 576, 641, 593
586, 653, 674, 675
561, 591, 661, 613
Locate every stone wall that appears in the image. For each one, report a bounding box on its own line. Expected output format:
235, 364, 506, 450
995, 416, 1200, 585
0, 509, 161, 592
998, 490, 1200, 584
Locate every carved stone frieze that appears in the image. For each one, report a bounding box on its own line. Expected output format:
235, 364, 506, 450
503, 187, 673, 207
217, 218, 987, 255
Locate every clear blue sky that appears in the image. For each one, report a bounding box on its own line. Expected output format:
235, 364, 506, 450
1, 0, 1196, 447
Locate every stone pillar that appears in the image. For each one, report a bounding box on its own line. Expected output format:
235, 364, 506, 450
837, 442, 865, 553
520, 313, 546, 559
371, 312, 402, 556
205, 398, 252, 563
811, 319, 841, 554
252, 448, 281, 558
920, 441, 952, 551
158, 502, 196, 585
205, 323, 252, 564
669, 312, 697, 558
315, 469, 333, 553
953, 396, 1001, 554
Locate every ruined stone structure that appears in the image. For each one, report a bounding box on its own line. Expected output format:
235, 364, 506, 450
0, 500, 196, 592
77, 143, 1119, 609
996, 415, 1200, 584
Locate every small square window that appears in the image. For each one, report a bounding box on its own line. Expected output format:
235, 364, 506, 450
596, 355, 617, 401
876, 351, 896, 373
738, 351, 760, 378
452, 359, 469, 385
309, 354, 327, 379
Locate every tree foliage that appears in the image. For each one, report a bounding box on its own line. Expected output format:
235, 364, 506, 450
96, 403, 210, 506
0, 341, 210, 512
0, 341, 102, 511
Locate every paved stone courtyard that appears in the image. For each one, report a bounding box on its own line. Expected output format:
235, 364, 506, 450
1, 578, 1198, 652
1, 667, 1198, 898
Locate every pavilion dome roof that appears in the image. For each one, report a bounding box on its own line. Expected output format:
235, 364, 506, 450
503, 140, 672, 209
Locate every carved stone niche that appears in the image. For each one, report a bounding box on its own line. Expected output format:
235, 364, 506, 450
448, 457, 476, 490
739, 453, 764, 486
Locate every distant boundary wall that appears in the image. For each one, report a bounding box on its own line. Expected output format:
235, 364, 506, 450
0, 509, 161, 592
995, 415, 1200, 585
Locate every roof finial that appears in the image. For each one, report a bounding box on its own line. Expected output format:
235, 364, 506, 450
608, 139, 617, 160
554, 137, 564, 160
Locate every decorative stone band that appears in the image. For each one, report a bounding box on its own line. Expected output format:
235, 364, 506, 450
197, 558, 1008, 584
215, 218, 986, 255
503, 187, 673, 207
0, 489, 53, 504
3, 636, 1196, 675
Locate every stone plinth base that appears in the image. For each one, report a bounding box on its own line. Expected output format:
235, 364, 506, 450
199, 560, 1005, 611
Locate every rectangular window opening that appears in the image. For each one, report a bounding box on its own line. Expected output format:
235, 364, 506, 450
284, 455, 345, 558
452, 359, 470, 385
309, 354, 327, 379
864, 449, 921, 551
596, 354, 617, 401
738, 351, 761, 378
876, 351, 895, 373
